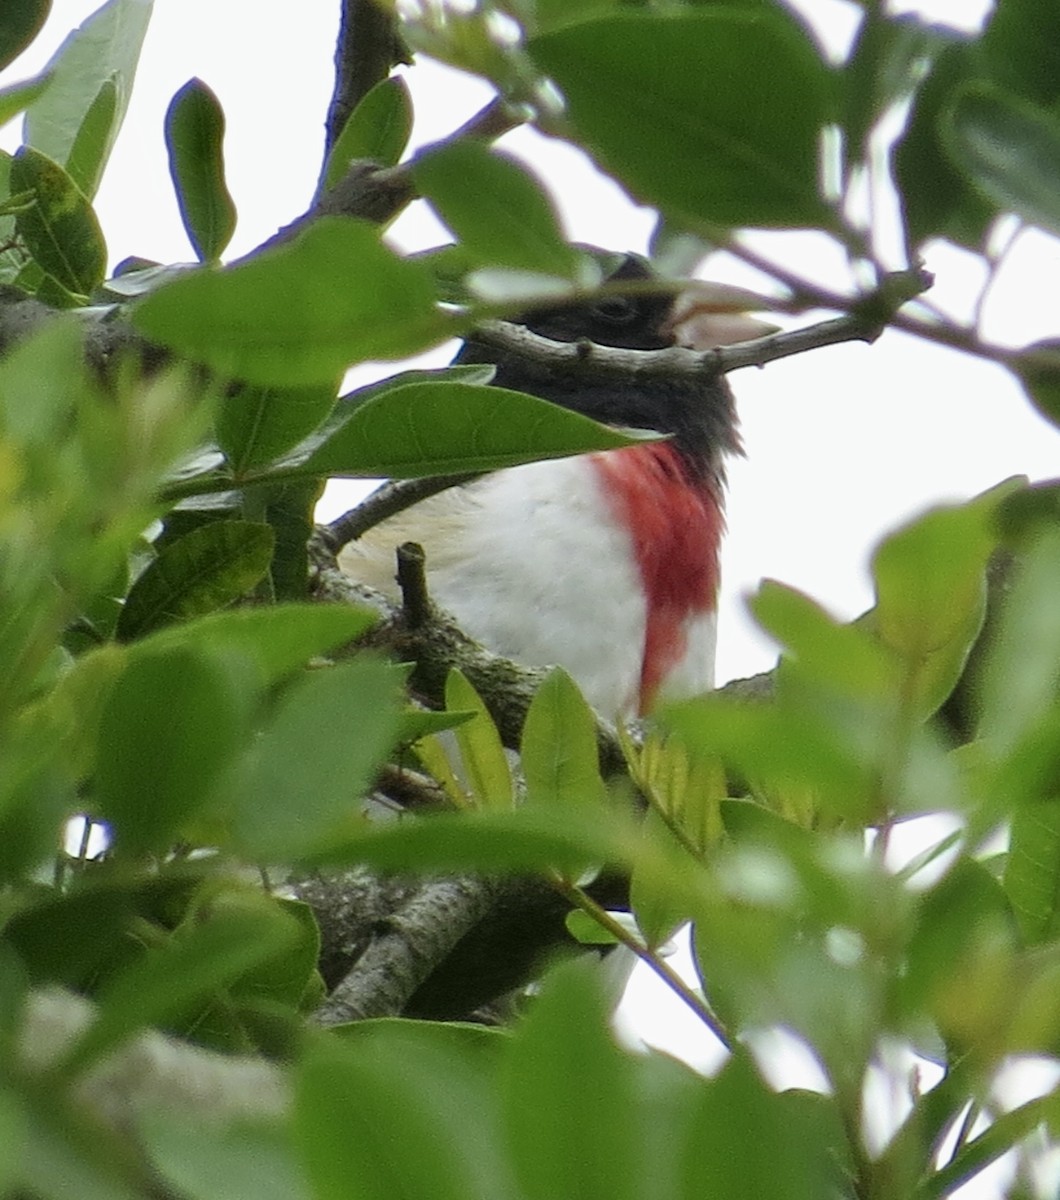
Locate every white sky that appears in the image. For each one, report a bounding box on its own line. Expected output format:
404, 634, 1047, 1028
5, 5, 1060, 1193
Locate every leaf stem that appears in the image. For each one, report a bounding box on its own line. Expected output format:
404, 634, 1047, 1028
551, 874, 732, 1049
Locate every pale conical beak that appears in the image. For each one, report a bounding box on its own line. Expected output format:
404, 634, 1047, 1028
667, 281, 780, 350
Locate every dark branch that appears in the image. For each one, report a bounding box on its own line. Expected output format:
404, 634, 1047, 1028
324, 0, 404, 163
396, 540, 431, 629
466, 308, 903, 387
323, 473, 479, 553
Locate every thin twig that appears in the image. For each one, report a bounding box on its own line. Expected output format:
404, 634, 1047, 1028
552, 875, 732, 1049
323, 473, 478, 552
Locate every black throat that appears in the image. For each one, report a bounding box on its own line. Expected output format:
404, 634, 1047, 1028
457, 256, 740, 485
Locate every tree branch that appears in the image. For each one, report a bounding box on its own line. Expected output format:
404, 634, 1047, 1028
323, 474, 480, 553
313, 874, 503, 1024
324, 0, 405, 163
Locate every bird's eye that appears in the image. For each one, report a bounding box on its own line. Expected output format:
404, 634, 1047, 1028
590, 296, 638, 325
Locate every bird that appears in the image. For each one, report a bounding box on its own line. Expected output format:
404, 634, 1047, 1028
338, 254, 771, 717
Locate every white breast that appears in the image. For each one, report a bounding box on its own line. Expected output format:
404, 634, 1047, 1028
339, 457, 650, 716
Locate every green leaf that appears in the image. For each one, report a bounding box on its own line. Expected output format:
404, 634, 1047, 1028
59, 898, 300, 1075
662, 695, 872, 821
230, 657, 402, 862
23, 0, 152, 179
0, 0, 50, 72
9, 146, 106, 294
751, 580, 898, 701
297, 380, 653, 479
980, 0, 1060, 109
1006, 799, 1060, 945
502, 961, 640, 1200
446, 668, 513, 810
94, 644, 248, 855
64, 75, 118, 198
680, 1052, 848, 1200
164, 78, 236, 262
141, 1117, 310, 1200
132, 217, 452, 387
116, 521, 275, 640
629, 807, 697, 949
892, 42, 995, 253
216, 383, 336, 474
870, 488, 1004, 718
901, 856, 1018, 1019
976, 529, 1060, 757
529, 11, 832, 228
0, 73, 51, 130
322, 805, 636, 876
414, 141, 580, 277
1014, 343, 1060, 429
322, 75, 413, 192
134, 602, 377, 686
943, 82, 1060, 239
521, 667, 606, 811
296, 1025, 514, 1200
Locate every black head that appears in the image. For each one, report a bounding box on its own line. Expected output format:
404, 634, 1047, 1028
458, 253, 740, 482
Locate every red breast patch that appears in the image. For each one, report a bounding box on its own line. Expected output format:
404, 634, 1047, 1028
591, 443, 723, 713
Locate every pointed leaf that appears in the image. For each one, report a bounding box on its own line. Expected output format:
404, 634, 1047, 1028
414, 141, 580, 276
231, 657, 402, 862
132, 217, 452, 387
165, 78, 236, 262
296, 1025, 513, 1200
64, 75, 118, 198
0, 74, 51, 130
10, 146, 105, 294
943, 82, 1060, 239
94, 645, 248, 854
871, 488, 1005, 718
446, 668, 513, 810
680, 1053, 850, 1200
521, 667, 606, 811
322, 75, 413, 192
297, 380, 652, 478
216, 382, 336, 473
116, 521, 275, 640
23, 0, 151, 175
502, 961, 639, 1200
529, 11, 832, 228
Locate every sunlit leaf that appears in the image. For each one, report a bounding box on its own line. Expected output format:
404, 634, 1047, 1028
296, 380, 653, 479
165, 77, 237, 262
10, 146, 105, 294
322, 75, 413, 192
521, 667, 605, 812
23, 0, 152, 185
530, 11, 832, 228
414, 141, 581, 277
446, 668, 513, 810
132, 217, 453, 387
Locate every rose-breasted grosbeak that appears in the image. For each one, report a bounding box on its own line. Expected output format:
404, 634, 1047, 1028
339, 255, 769, 716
